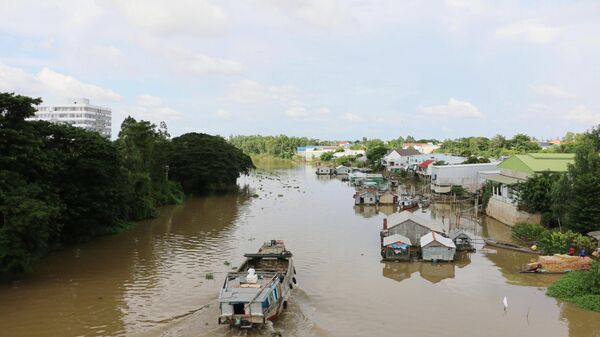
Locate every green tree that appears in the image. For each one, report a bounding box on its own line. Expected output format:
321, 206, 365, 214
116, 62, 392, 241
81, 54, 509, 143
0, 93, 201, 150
320, 151, 333, 161
516, 172, 561, 217
366, 145, 389, 170
169, 133, 254, 194
559, 136, 600, 233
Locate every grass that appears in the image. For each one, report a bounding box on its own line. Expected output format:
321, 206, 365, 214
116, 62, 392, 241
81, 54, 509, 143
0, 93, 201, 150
205, 273, 214, 280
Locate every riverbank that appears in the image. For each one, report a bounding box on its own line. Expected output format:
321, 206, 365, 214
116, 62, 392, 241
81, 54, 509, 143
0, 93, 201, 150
547, 262, 600, 312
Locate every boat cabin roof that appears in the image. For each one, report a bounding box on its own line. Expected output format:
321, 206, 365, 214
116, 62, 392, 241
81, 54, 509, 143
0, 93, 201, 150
219, 271, 277, 303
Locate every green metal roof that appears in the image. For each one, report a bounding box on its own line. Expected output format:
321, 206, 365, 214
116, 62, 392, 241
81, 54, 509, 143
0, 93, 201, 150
499, 153, 574, 174
485, 174, 523, 185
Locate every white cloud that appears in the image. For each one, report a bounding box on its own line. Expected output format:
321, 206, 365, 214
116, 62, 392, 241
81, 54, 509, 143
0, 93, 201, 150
129, 95, 181, 120
0, 62, 121, 102
419, 98, 482, 118
445, 0, 486, 13
344, 113, 362, 122
91, 45, 122, 60
530, 84, 576, 99
164, 46, 243, 75
224, 80, 296, 104
109, 0, 227, 35
495, 22, 560, 44
258, 0, 353, 28
285, 101, 330, 119
216, 109, 231, 118
565, 105, 600, 124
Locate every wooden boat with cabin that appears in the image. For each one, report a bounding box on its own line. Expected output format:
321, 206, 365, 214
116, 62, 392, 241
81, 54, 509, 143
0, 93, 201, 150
218, 240, 296, 328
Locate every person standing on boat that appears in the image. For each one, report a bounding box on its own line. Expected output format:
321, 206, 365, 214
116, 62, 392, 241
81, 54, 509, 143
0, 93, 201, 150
568, 246, 575, 256
579, 247, 586, 257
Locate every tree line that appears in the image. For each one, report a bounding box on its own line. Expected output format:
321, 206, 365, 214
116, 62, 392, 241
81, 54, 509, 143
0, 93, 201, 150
0, 93, 253, 276
228, 135, 333, 159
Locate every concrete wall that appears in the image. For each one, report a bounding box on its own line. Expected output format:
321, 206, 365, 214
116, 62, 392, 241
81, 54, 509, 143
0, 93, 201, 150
486, 197, 541, 226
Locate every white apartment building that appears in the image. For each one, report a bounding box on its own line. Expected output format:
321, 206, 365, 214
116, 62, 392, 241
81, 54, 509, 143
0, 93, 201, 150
31, 98, 112, 138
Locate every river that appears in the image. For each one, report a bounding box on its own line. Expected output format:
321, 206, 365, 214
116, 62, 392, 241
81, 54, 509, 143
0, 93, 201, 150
1, 163, 599, 337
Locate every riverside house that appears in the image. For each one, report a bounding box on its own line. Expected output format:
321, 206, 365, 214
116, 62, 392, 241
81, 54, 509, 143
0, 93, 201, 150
381, 148, 421, 172
484, 153, 575, 226
430, 162, 500, 193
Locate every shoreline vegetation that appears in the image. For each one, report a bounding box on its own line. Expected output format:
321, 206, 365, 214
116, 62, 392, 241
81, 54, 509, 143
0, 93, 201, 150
0, 93, 253, 278
547, 261, 600, 312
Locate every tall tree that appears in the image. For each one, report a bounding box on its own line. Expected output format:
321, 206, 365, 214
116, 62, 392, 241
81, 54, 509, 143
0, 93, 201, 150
170, 133, 254, 194
560, 136, 600, 233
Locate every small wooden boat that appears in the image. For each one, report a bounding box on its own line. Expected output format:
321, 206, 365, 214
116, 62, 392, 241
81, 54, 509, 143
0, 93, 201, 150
218, 240, 296, 328
483, 239, 541, 255
399, 195, 418, 211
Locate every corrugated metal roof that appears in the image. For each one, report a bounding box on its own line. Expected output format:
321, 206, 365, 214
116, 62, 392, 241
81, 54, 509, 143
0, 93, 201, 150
485, 174, 523, 185
418, 159, 435, 168
387, 211, 444, 233
383, 234, 412, 246
450, 230, 472, 240
420, 231, 456, 248
499, 153, 574, 174
397, 148, 422, 156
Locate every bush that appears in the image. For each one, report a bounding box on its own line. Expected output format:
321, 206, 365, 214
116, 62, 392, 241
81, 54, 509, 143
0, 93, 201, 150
450, 185, 467, 196
512, 222, 546, 244
547, 261, 600, 313
574, 295, 600, 312
538, 230, 596, 255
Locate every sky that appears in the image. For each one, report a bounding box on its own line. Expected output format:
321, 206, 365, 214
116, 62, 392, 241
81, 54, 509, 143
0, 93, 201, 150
1, 0, 599, 141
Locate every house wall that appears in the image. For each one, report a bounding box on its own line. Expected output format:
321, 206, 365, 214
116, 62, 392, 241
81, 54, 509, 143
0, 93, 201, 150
379, 194, 396, 205
387, 220, 437, 246
422, 242, 455, 261
430, 163, 500, 193
486, 197, 541, 226
355, 194, 377, 205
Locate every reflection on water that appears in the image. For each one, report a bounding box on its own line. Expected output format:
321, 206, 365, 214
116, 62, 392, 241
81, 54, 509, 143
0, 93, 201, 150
0, 163, 599, 337
382, 252, 472, 284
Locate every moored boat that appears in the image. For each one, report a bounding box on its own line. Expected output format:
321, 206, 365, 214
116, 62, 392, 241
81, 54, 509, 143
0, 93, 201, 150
483, 238, 541, 255
218, 240, 296, 328
399, 195, 418, 211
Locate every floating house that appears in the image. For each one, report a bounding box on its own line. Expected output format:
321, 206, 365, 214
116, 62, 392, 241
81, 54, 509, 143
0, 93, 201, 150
420, 231, 456, 261
382, 211, 445, 247
315, 166, 335, 175
450, 230, 475, 252
378, 191, 398, 205
381, 234, 412, 261
430, 162, 500, 193
354, 189, 378, 205
335, 165, 351, 175
484, 153, 575, 226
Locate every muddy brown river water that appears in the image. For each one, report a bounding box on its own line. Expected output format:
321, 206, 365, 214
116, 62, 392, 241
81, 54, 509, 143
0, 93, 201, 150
1, 163, 599, 337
